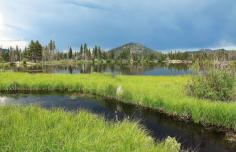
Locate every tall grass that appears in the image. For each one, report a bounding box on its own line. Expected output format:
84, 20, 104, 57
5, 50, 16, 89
0, 106, 180, 152
0, 72, 236, 131
0, 63, 10, 70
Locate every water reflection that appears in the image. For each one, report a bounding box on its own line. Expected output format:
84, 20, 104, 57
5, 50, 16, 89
0, 94, 235, 152
1, 63, 192, 76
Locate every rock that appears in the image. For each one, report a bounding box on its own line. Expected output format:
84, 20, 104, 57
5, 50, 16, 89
116, 86, 123, 97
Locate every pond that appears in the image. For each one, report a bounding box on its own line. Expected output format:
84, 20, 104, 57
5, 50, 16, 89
0, 94, 235, 152
1, 63, 192, 75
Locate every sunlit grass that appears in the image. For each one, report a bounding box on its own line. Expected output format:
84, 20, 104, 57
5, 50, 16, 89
0, 106, 180, 152
0, 72, 236, 130
0, 62, 10, 70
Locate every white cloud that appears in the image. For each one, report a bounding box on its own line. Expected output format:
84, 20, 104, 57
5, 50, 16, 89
0, 40, 28, 49
160, 40, 236, 52
0, 12, 28, 49
213, 40, 236, 50
0, 0, 236, 50
0, 12, 10, 40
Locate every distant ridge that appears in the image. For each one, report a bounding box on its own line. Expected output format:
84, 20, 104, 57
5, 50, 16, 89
108, 43, 158, 57
0, 48, 8, 52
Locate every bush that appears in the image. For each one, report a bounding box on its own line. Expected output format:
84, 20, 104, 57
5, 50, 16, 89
22, 59, 27, 65
9, 62, 15, 66
187, 61, 235, 101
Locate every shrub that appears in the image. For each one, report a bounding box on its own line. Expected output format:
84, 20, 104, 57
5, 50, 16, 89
22, 59, 27, 65
9, 62, 15, 66
187, 61, 235, 101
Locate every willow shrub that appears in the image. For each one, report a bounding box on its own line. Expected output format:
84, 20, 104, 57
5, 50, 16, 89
187, 61, 235, 101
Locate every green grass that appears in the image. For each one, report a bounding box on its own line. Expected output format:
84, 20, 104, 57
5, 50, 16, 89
0, 72, 236, 131
0, 62, 10, 69
0, 106, 180, 152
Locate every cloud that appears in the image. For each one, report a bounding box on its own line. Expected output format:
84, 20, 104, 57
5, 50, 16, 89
64, 0, 109, 10
213, 40, 236, 50
0, 0, 236, 50
0, 40, 28, 49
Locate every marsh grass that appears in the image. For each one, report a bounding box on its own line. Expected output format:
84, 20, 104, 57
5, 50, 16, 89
0, 106, 180, 152
0, 63, 10, 71
0, 72, 236, 131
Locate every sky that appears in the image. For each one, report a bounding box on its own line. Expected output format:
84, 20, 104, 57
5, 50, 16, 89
0, 0, 236, 51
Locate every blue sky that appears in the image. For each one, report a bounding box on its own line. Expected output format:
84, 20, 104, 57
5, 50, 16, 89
0, 0, 236, 51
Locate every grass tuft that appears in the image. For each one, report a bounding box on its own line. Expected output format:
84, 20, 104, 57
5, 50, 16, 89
0, 106, 179, 152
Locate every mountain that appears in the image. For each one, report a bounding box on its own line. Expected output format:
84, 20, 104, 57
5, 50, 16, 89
108, 43, 159, 57
0, 48, 8, 56
0, 48, 8, 52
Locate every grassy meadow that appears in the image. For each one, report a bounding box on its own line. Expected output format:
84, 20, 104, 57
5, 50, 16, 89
0, 62, 10, 69
0, 72, 236, 131
0, 106, 180, 152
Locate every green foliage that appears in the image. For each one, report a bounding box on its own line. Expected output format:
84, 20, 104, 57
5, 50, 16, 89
48, 40, 56, 51
68, 46, 73, 59
3, 41, 236, 64
22, 59, 27, 65
105, 84, 117, 97
109, 43, 162, 62
42, 40, 57, 61
187, 61, 235, 101
1, 49, 9, 62
27, 40, 43, 62
168, 51, 190, 60
0, 106, 179, 152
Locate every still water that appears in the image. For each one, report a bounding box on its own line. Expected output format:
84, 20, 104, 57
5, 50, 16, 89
2, 63, 192, 75
0, 94, 235, 152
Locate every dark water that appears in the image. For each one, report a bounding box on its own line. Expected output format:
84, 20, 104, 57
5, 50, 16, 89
0, 94, 235, 152
3, 63, 191, 75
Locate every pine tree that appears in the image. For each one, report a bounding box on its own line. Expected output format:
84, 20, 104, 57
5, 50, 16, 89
86, 49, 91, 60
94, 45, 98, 59
48, 40, 56, 51
84, 43, 88, 60
68, 46, 73, 59
27, 40, 42, 62
47, 40, 56, 60
110, 51, 115, 60
2, 49, 9, 62
80, 45, 83, 60
98, 46, 101, 59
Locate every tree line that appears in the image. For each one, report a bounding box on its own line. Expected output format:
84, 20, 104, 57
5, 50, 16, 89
0, 40, 236, 63
0, 40, 109, 63
0, 40, 162, 63
166, 49, 234, 61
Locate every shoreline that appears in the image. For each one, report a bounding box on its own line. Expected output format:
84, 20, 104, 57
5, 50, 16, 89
2, 91, 236, 136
